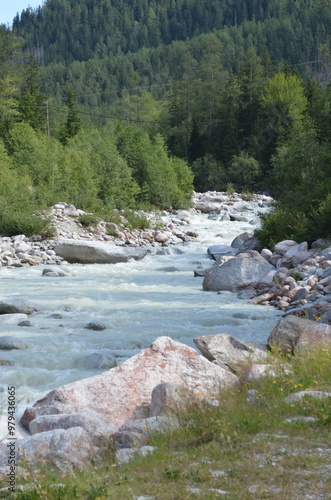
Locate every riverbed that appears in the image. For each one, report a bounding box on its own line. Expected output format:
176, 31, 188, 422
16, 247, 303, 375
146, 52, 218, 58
0, 208, 282, 419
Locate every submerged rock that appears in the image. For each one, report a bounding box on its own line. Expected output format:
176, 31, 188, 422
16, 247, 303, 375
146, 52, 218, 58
0, 299, 39, 315
76, 352, 117, 369
0, 336, 29, 350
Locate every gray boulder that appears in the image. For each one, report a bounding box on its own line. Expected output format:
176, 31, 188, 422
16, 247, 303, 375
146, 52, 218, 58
0, 299, 39, 315
84, 322, 107, 331
268, 315, 331, 354
150, 383, 189, 416
54, 239, 147, 264
42, 267, 69, 277
203, 250, 275, 292
194, 333, 268, 372
231, 232, 253, 250
29, 411, 117, 449
239, 236, 262, 253
274, 240, 298, 256
284, 390, 331, 403
207, 245, 237, 260
0, 336, 29, 349
11, 427, 95, 472
0, 313, 29, 324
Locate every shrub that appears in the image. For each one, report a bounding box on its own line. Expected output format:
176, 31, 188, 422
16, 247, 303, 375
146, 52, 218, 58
78, 214, 100, 227
0, 210, 53, 237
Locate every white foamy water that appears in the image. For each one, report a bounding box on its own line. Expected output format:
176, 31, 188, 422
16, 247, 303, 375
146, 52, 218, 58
0, 209, 281, 420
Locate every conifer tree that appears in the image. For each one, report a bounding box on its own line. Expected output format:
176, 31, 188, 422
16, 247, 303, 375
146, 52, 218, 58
59, 85, 81, 145
19, 54, 45, 131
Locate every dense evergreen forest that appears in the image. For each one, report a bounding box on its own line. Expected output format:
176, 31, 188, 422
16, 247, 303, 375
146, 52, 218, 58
0, 0, 331, 243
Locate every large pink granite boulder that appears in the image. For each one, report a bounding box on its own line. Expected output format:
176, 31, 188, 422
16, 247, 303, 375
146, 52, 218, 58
21, 336, 239, 430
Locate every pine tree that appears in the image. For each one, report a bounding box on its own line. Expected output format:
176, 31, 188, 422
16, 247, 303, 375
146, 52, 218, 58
19, 54, 45, 131
59, 85, 81, 145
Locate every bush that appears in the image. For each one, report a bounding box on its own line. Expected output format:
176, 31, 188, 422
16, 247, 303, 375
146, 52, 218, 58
78, 214, 100, 227
228, 152, 260, 192
255, 205, 309, 249
0, 210, 52, 237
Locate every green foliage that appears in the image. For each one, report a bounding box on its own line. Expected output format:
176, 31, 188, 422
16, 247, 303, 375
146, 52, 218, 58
59, 85, 81, 145
120, 210, 150, 230
0, 27, 22, 131
255, 207, 309, 249
106, 225, 119, 238
191, 154, 227, 193
0, 209, 52, 237
0, 140, 52, 236
78, 214, 100, 227
18, 54, 45, 131
226, 182, 235, 195
115, 124, 193, 209
228, 152, 260, 192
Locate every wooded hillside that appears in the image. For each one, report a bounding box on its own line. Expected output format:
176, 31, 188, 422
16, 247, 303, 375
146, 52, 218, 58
0, 0, 330, 242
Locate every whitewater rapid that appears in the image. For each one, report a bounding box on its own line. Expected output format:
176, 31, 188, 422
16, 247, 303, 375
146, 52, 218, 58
0, 210, 281, 418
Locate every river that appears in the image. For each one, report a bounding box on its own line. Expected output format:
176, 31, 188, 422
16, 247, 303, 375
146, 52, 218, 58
0, 206, 281, 420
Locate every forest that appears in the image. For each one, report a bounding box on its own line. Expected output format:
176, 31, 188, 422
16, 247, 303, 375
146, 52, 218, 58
0, 0, 331, 244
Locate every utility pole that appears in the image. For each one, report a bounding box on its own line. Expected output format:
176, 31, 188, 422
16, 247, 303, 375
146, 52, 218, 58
45, 100, 50, 137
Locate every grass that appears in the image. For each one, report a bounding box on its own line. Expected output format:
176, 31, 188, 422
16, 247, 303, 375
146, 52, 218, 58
3, 344, 331, 500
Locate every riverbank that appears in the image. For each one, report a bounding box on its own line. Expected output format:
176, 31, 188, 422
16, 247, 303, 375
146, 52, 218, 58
2, 339, 331, 499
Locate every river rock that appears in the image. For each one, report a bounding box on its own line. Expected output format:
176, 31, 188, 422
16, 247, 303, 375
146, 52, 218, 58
231, 232, 253, 250
284, 390, 331, 403
76, 352, 117, 369
0, 299, 39, 315
194, 333, 268, 372
21, 336, 239, 430
119, 416, 178, 434
0, 313, 29, 325
42, 267, 69, 277
150, 383, 188, 416
267, 315, 331, 354
207, 245, 237, 260
203, 250, 275, 292
0, 336, 29, 349
54, 239, 147, 264
84, 321, 107, 331
274, 240, 298, 256
239, 236, 262, 253
29, 411, 117, 449
5, 427, 95, 473
113, 415, 178, 449
0, 357, 15, 366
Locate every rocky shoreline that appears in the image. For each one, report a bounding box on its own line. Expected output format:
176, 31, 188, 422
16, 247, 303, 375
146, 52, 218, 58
0, 191, 271, 268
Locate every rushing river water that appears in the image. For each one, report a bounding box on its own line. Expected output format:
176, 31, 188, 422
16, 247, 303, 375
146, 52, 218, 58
0, 209, 282, 420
